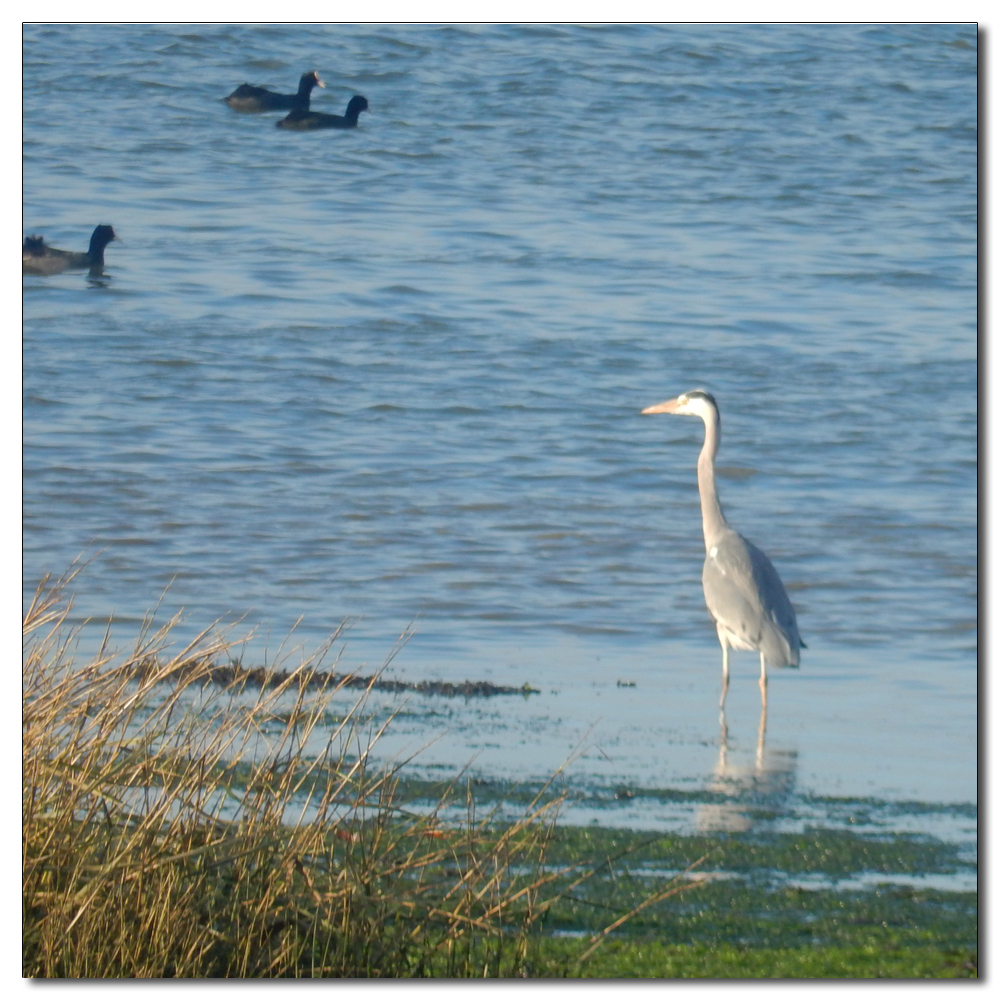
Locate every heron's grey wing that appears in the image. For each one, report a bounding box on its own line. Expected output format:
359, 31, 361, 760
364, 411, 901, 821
702, 533, 767, 651
742, 537, 802, 654
703, 532, 801, 665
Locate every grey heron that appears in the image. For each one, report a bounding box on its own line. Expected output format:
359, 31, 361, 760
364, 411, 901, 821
642, 389, 803, 708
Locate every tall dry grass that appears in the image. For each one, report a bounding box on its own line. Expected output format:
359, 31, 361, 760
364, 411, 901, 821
23, 572, 573, 978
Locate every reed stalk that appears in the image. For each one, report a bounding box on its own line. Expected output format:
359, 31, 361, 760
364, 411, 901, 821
23, 572, 571, 978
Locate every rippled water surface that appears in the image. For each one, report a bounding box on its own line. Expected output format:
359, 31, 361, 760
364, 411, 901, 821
23, 23, 977, 832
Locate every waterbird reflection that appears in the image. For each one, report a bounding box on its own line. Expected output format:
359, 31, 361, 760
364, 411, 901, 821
695, 705, 798, 833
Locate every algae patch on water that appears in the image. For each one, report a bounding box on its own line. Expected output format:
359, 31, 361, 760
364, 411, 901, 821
520, 825, 977, 978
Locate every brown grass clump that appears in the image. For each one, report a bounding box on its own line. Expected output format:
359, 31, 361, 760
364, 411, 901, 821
23, 572, 572, 978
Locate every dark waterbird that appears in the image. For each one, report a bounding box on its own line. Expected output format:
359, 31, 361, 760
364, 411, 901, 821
276, 94, 369, 130
23, 225, 117, 275
224, 70, 324, 113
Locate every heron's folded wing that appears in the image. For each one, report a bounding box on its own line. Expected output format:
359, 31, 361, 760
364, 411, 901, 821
743, 538, 801, 646
702, 537, 765, 648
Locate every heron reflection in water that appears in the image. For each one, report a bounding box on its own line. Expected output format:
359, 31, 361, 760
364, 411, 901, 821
641, 390, 804, 709
696, 706, 798, 833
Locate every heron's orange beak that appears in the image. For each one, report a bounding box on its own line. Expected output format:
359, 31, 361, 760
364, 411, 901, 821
641, 397, 682, 415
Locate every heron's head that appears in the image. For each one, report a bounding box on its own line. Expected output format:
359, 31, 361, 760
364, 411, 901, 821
642, 388, 718, 419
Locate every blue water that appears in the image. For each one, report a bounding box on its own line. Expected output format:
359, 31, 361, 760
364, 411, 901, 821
23, 23, 977, 832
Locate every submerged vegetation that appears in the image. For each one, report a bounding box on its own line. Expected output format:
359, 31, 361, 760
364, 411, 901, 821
528, 826, 977, 977
129, 656, 540, 698
23, 573, 976, 978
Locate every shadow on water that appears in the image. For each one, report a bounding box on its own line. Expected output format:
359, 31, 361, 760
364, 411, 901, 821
695, 704, 798, 834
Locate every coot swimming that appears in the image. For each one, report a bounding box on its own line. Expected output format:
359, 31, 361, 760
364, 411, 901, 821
23, 225, 117, 276
276, 95, 368, 130
225, 70, 324, 113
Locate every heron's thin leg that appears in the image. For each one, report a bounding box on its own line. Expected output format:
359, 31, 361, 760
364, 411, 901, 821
756, 701, 767, 768
719, 644, 730, 708
758, 652, 768, 712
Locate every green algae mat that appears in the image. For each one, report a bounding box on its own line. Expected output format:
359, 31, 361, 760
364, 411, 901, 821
522, 825, 977, 978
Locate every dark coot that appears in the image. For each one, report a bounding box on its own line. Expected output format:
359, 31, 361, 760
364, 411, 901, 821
23, 225, 117, 276
276, 95, 369, 130
225, 70, 324, 112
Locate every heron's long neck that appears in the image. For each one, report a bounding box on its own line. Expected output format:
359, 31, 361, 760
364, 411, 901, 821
697, 408, 727, 547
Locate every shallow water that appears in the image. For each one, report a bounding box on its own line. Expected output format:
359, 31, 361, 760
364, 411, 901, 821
23, 24, 977, 832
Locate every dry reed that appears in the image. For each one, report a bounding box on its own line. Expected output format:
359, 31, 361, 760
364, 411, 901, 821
23, 571, 573, 978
